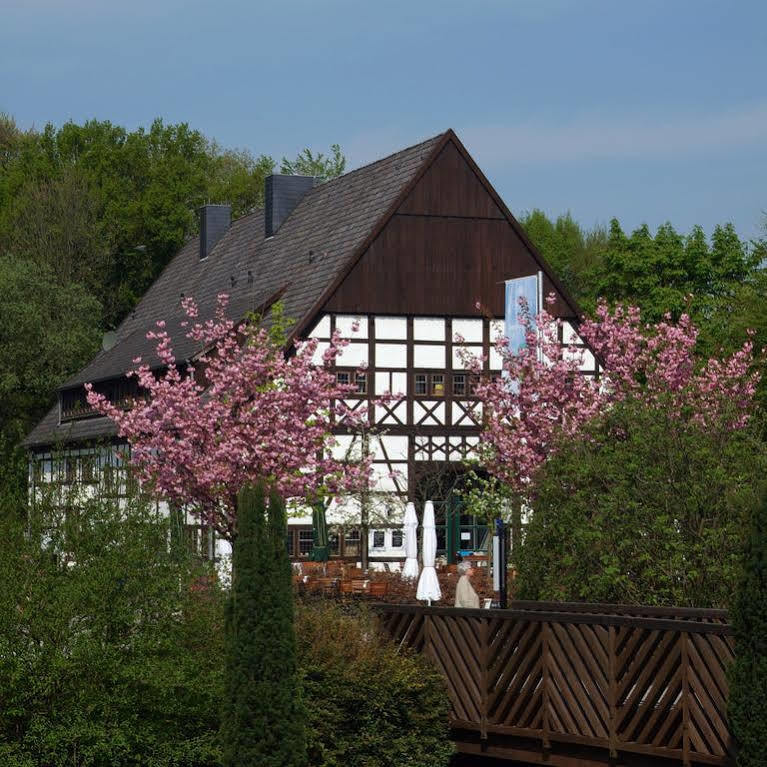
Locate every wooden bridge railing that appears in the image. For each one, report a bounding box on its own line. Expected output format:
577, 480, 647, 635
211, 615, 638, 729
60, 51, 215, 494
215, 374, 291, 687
377, 602, 735, 767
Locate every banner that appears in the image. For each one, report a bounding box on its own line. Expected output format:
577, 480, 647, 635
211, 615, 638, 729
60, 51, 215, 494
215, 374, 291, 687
504, 272, 542, 354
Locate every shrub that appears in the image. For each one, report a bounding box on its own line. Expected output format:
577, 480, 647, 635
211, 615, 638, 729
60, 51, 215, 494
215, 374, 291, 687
0, 493, 225, 767
517, 401, 766, 607
729, 487, 767, 764
0, 490, 455, 767
296, 602, 454, 767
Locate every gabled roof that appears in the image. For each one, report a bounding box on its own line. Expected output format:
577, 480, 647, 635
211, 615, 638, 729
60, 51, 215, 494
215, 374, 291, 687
24, 129, 584, 449
24, 132, 446, 447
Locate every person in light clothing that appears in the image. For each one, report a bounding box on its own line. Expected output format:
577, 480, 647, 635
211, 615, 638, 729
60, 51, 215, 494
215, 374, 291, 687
454, 561, 480, 609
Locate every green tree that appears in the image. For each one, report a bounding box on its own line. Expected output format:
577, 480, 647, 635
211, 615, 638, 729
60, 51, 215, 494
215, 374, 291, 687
280, 143, 345, 180
591, 219, 760, 323
222, 484, 305, 767
0, 254, 101, 513
729, 487, 767, 765
0, 491, 224, 766
517, 400, 766, 607
0, 486, 453, 767
520, 209, 607, 304
0, 117, 347, 328
207, 142, 275, 218
521, 210, 765, 330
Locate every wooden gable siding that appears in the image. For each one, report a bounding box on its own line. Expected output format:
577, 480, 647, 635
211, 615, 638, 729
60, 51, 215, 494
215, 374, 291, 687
324, 139, 575, 319
398, 140, 504, 219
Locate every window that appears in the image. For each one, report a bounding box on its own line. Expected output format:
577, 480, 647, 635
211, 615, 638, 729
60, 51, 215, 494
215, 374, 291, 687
344, 527, 360, 556
336, 371, 351, 387
64, 457, 77, 485
286, 531, 295, 556
391, 529, 403, 548
81, 456, 97, 484
298, 529, 314, 556
355, 372, 367, 395
64, 505, 81, 538
372, 530, 385, 549
415, 374, 427, 396
329, 529, 340, 555
185, 524, 208, 558
103, 464, 116, 492
431, 374, 445, 396
453, 373, 466, 397
125, 471, 139, 497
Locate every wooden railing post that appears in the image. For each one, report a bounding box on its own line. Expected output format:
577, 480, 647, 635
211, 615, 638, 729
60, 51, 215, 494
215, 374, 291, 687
682, 630, 690, 767
480, 614, 489, 741
608, 623, 618, 760
542, 620, 551, 758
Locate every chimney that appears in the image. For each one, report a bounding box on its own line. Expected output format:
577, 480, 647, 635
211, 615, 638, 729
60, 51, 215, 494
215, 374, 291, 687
265, 175, 316, 238
199, 204, 231, 260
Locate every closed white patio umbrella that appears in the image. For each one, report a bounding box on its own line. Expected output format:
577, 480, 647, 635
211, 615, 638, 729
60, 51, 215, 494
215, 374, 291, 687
416, 500, 441, 604
401, 502, 420, 580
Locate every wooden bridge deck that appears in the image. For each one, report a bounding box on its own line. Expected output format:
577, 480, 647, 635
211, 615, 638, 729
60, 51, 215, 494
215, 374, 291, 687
377, 602, 734, 767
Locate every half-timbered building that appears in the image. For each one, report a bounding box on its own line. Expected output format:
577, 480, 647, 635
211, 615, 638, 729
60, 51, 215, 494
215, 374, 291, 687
24, 129, 595, 564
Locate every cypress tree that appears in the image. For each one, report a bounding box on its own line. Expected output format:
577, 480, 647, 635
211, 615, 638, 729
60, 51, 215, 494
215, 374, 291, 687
221, 483, 306, 767
729, 488, 767, 765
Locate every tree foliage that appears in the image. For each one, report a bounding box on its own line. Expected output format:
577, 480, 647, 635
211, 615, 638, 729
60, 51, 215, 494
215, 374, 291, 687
0, 253, 102, 514
0, 485, 453, 767
222, 484, 305, 767
519, 209, 607, 303
297, 603, 454, 767
467, 297, 759, 497
86, 297, 372, 537
0, 114, 347, 513
0, 116, 346, 329
280, 144, 345, 180
0, 493, 225, 766
729, 487, 767, 764
521, 210, 766, 330
515, 401, 767, 607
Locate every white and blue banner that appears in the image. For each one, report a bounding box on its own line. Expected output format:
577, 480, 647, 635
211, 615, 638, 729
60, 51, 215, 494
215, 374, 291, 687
504, 273, 542, 354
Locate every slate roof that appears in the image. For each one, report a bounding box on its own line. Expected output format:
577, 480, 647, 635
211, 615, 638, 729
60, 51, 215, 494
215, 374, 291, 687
24, 132, 446, 449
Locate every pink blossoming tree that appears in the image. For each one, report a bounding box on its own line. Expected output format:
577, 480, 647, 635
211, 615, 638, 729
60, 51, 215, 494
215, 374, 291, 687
465, 296, 760, 496
86, 294, 371, 539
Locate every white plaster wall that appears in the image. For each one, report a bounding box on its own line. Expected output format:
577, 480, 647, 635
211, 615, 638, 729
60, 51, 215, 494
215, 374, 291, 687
413, 344, 446, 368
452, 345, 482, 369
308, 315, 330, 339
374, 316, 407, 339
311, 341, 330, 365
335, 315, 368, 338
336, 342, 368, 367
375, 371, 407, 395
414, 317, 445, 341
374, 434, 408, 461
375, 343, 407, 368
453, 318, 482, 343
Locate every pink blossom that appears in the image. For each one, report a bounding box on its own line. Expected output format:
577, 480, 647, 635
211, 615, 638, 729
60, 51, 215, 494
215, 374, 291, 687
465, 296, 760, 495
87, 295, 372, 539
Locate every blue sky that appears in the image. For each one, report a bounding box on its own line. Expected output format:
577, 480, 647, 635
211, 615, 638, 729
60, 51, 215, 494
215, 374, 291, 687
2, 0, 766, 240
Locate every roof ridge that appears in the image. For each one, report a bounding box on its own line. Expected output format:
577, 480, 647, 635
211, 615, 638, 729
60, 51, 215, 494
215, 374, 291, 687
314, 130, 447, 192
210, 134, 446, 228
